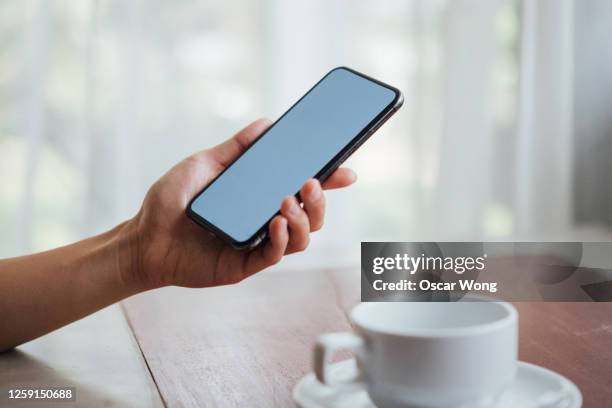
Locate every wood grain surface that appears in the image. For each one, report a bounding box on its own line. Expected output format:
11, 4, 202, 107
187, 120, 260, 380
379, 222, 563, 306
515, 302, 612, 408
0, 304, 163, 407
7, 266, 606, 407
122, 266, 361, 407
122, 266, 612, 408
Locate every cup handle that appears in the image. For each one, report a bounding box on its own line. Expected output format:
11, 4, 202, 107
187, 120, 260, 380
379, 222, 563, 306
314, 332, 366, 388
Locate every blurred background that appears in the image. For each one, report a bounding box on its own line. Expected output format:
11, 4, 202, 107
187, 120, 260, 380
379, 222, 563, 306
1, 0, 611, 268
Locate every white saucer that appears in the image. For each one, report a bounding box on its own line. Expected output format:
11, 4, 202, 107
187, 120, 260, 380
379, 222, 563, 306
293, 359, 582, 408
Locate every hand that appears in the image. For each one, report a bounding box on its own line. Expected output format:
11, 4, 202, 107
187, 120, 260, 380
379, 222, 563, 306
123, 118, 357, 289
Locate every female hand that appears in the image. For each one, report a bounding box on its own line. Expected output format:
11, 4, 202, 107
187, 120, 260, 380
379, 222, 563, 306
124, 118, 357, 289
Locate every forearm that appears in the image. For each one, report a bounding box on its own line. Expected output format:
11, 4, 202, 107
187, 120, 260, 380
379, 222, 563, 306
0, 220, 142, 352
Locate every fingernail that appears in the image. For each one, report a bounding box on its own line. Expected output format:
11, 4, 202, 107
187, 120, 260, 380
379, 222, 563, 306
309, 183, 321, 201
290, 200, 300, 215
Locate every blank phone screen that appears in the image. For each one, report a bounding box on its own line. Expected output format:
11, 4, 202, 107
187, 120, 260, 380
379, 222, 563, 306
189, 67, 398, 244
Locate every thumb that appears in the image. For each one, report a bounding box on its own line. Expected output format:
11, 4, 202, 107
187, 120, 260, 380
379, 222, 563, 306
208, 118, 272, 167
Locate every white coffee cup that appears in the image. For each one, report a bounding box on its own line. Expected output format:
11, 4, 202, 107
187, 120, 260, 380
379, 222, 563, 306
314, 301, 518, 408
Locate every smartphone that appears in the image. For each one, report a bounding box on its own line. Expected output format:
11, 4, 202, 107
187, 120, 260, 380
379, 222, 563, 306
187, 67, 403, 249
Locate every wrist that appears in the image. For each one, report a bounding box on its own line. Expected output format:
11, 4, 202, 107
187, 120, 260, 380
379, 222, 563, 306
112, 215, 152, 294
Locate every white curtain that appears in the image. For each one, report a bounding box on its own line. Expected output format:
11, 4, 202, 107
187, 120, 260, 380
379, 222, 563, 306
515, 0, 574, 237
0, 0, 594, 267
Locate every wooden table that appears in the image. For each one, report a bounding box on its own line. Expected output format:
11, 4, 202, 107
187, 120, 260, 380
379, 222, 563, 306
2, 266, 611, 407
0, 304, 163, 407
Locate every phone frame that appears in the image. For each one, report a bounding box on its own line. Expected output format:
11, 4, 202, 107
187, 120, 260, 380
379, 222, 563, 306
187, 66, 403, 249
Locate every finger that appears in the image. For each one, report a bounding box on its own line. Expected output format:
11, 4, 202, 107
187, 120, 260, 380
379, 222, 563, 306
244, 216, 288, 276
301, 179, 325, 232
207, 118, 272, 167
322, 167, 357, 190
280, 196, 310, 254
